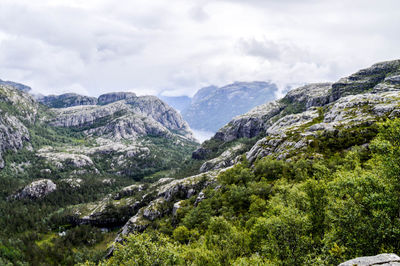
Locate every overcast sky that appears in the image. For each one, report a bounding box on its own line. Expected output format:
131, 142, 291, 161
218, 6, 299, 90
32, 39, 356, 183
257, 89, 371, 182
0, 0, 399, 97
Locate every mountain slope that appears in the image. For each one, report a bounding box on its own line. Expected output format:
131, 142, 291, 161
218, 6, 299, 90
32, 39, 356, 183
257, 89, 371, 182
181, 81, 278, 132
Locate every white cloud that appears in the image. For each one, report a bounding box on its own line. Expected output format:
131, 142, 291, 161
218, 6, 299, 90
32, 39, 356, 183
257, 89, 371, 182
0, 0, 399, 97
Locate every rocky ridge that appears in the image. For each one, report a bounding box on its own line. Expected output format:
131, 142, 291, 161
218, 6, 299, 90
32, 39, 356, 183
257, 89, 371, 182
196, 59, 400, 166
38, 91, 137, 108
38, 93, 98, 108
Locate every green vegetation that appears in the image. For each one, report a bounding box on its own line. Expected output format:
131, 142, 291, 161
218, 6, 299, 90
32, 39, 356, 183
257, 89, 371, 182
85, 118, 400, 265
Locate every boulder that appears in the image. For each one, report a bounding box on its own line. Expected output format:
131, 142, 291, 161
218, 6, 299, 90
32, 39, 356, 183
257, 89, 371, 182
339, 253, 400, 266
11, 179, 57, 200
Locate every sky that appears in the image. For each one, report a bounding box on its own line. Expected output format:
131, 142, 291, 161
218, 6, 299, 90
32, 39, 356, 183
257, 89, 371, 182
0, 0, 399, 97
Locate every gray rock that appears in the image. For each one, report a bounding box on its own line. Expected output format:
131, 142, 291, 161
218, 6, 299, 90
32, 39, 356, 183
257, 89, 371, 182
339, 253, 400, 266
49, 95, 195, 141
282, 82, 332, 109
97, 92, 136, 105
11, 179, 57, 200
331, 59, 400, 101
199, 143, 245, 172
194, 192, 205, 206
172, 201, 183, 216
0, 85, 37, 168
38, 93, 98, 108
213, 100, 284, 143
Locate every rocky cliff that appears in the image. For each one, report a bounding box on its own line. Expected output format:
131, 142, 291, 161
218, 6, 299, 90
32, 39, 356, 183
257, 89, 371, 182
38, 93, 98, 108
0, 85, 38, 168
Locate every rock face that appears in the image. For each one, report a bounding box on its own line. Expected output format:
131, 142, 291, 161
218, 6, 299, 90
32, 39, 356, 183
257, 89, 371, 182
0, 85, 38, 168
38, 93, 98, 108
339, 253, 400, 266
11, 179, 57, 200
199, 143, 244, 172
49, 95, 194, 141
182, 81, 278, 132
331, 60, 400, 101
97, 92, 136, 105
114, 170, 218, 244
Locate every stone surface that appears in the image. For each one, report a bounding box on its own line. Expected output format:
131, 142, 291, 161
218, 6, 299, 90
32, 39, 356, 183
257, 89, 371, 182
199, 143, 244, 172
38, 93, 98, 108
49, 95, 195, 141
331, 59, 400, 101
12, 179, 57, 200
339, 253, 400, 266
97, 92, 136, 105
0, 85, 38, 168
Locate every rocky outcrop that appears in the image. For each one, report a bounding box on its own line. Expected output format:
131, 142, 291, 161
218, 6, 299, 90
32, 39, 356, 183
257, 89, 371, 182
49, 95, 195, 141
97, 92, 136, 105
182, 81, 278, 132
339, 253, 400, 266
11, 179, 57, 200
282, 82, 332, 109
0, 85, 38, 168
212, 101, 284, 143
114, 171, 218, 241
38, 148, 94, 169
199, 143, 244, 172
38, 93, 98, 108
246, 90, 400, 162
331, 59, 400, 101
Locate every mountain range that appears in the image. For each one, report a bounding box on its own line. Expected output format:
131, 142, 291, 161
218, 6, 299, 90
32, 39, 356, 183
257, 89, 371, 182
1, 59, 400, 265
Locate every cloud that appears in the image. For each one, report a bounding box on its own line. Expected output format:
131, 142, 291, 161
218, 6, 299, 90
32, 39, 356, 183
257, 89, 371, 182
0, 0, 399, 97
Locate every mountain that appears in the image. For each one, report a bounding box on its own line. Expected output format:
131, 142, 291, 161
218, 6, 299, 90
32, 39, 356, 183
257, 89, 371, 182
74, 59, 400, 265
181, 81, 278, 132
0, 78, 32, 92
2, 59, 400, 265
37, 91, 139, 108
158, 95, 192, 112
